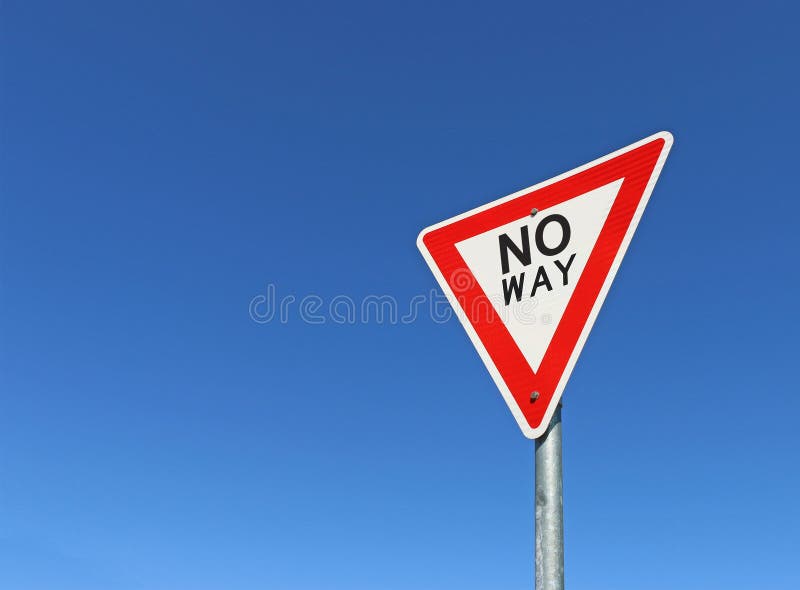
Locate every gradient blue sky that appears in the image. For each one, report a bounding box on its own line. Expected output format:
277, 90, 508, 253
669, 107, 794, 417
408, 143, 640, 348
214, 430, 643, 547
2, 1, 799, 589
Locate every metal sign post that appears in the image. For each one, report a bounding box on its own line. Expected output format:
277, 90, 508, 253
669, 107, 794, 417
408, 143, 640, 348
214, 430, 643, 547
535, 404, 563, 590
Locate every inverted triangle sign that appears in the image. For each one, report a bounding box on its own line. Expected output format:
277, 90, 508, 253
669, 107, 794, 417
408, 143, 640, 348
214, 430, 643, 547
417, 132, 673, 438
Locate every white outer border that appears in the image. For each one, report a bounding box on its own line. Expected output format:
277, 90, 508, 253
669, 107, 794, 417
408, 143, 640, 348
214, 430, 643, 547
416, 131, 674, 439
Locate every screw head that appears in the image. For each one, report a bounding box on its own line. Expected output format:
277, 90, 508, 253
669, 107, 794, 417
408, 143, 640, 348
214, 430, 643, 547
530, 208, 539, 217
530, 391, 540, 402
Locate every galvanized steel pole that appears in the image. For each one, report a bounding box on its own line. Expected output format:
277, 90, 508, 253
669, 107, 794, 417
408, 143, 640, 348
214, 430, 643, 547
535, 404, 564, 590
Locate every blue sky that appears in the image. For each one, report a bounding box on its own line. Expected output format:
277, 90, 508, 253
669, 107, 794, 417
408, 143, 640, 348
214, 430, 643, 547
1, 1, 799, 589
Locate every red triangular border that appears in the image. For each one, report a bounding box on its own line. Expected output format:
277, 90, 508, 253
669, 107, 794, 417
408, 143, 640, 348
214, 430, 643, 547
418, 133, 672, 437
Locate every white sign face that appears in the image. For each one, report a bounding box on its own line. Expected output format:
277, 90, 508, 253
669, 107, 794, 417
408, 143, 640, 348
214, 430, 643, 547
455, 179, 621, 373
417, 132, 673, 438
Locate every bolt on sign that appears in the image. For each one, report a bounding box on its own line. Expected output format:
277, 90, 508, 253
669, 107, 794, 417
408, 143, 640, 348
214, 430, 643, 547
417, 132, 673, 438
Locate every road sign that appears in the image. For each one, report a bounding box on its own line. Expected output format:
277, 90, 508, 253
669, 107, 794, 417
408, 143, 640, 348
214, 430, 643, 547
417, 132, 673, 438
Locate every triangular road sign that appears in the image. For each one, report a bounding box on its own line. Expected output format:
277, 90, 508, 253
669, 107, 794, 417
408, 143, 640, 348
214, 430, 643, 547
417, 132, 673, 438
